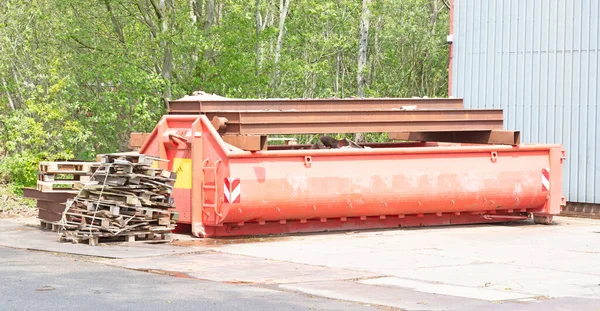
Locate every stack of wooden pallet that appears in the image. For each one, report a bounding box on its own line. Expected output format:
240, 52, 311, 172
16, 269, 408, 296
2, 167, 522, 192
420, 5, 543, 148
37, 161, 97, 192
32, 161, 98, 227
58, 154, 179, 246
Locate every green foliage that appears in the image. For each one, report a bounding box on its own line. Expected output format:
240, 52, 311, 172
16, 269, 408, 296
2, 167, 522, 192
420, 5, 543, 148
0, 0, 450, 194
0, 92, 88, 190
0, 152, 42, 194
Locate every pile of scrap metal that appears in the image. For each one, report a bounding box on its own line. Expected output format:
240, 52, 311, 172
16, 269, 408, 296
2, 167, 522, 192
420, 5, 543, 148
311, 136, 365, 149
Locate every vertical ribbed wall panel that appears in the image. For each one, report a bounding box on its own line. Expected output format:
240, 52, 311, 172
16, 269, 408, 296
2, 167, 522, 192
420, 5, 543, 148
452, 0, 599, 203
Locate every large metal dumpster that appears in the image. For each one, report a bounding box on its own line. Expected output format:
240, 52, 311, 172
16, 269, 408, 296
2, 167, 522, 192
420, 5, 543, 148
139, 114, 566, 238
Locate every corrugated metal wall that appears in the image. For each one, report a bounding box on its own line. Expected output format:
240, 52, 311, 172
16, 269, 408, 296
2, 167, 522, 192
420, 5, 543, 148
451, 0, 599, 204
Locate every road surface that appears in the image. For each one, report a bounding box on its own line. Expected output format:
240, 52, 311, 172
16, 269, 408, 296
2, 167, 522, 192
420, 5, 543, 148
0, 246, 377, 311
1, 216, 600, 311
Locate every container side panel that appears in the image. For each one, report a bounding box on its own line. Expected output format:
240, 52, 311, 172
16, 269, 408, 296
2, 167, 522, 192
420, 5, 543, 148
222, 150, 553, 224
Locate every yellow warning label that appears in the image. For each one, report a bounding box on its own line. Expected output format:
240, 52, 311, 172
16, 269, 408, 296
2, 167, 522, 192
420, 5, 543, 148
172, 158, 192, 189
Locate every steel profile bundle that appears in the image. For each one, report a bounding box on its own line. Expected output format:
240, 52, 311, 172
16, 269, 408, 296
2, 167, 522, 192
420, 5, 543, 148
136, 96, 566, 237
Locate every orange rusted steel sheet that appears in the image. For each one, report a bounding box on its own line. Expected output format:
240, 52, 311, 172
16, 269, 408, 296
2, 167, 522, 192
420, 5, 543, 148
561, 202, 600, 219
168, 97, 464, 113
205, 109, 504, 135
222, 135, 267, 151
22, 188, 76, 223
129, 132, 152, 150
140, 115, 566, 238
388, 130, 521, 145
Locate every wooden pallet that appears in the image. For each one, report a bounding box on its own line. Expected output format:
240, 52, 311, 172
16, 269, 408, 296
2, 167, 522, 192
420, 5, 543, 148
98, 153, 166, 166
77, 188, 141, 206
37, 180, 78, 192
40, 219, 59, 231
36, 180, 98, 192
60, 231, 173, 246
40, 219, 81, 231
36, 160, 99, 192
38, 172, 92, 182
39, 161, 98, 174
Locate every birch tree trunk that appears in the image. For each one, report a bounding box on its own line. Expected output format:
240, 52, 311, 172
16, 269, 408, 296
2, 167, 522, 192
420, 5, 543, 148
272, 0, 291, 92
355, 0, 370, 142
205, 0, 215, 32
149, 0, 174, 107
202, 0, 217, 67
255, 0, 262, 77
430, 0, 440, 35
334, 50, 340, 96
103, 0, 126, 44
189, 0, 202, 71
357, 0, 370, 98
369, 0, 384, 85
2, 77, 15, 110
189, 0, 201, 23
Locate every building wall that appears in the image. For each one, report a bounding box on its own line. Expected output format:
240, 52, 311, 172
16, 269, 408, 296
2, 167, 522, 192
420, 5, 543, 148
451, 0, 599, 204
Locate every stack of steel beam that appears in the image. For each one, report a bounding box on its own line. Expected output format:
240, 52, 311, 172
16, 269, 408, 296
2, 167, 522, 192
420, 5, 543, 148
165, 95, 519, 147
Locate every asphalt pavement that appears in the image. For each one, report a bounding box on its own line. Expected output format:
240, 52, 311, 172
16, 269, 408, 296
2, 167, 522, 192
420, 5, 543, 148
2, 216, 600, 311
0, 246, 378, 311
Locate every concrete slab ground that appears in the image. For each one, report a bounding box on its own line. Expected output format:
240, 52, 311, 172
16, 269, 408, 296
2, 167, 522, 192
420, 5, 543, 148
0, 217, 202, 259
103, 251, 377, 284
1, 216, 599, 310
196, 217, 600, 310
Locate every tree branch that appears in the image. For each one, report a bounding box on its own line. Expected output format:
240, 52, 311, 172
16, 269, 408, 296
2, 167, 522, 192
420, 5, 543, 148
149, 0, 164, 20
103, 0, 126, 44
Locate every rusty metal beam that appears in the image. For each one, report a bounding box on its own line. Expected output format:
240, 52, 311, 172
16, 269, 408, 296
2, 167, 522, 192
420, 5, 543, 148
129, 132, 152, 150
206, 109, 503, 135
22, 187, 76, 223
560, 202, 600, 219
22, 187, 76, 201
388, 130, 520, 145
168, 97, 464, 113
222, 135, 268, 151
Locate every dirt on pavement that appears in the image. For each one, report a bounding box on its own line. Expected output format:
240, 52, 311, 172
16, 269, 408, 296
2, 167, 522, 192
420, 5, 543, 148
0, 186, 37, 219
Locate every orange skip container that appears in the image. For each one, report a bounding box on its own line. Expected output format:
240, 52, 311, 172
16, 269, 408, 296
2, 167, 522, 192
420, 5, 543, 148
140, 115, 566, 237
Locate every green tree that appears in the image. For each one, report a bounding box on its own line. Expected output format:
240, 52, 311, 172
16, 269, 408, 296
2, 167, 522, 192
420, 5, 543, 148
0, 0, 450, 191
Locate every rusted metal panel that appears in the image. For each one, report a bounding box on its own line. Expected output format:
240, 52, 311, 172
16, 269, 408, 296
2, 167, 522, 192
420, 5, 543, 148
202, 213, 529, 237
22, 187, 76, 201
129, 132, 152, 150
168, 98, 464, 113
22, 187, 76, 223
222, 135, 268, 151
37, 201, 66, 222
561, 202, 600, 219
388, 130, 520, 145
206, 109, 504, 135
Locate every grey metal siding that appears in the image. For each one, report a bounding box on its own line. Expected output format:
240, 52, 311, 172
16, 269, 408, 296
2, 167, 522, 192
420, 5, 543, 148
452, 0, 600, 204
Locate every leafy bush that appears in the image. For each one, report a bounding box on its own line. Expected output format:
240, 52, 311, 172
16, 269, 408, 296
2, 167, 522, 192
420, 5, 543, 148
0, 152, 43, 194
0, 97, 86, 194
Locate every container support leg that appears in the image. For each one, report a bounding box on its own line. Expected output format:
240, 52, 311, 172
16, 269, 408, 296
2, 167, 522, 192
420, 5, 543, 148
191, 120, 206, 237
534, 147, 567, 225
